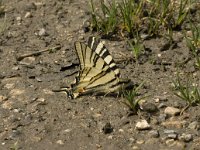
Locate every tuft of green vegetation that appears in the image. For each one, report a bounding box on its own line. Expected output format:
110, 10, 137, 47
10, 141, 19, 150
185, 22, 200, 69
127, 35, 144, 62
122, 81, 145, 113
172, 74, 200, 106
118, 0, 143, 37
89, 0, 195, 61
90, 0, 118, 35
89, 0, 193, 38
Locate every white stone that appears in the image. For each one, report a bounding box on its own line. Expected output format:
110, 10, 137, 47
64, 129, 71, 133
56, 140, 64, 145
164, 106, 180, 116
25, 12, 32, 18
16, 16, 21, 21
38, 28, 47, 36
135, 120, 151, 130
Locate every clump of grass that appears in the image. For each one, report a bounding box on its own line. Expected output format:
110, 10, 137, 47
90, 0, 118, 35
172, 74, 200, 112
127, 35, 144, 62
185, 22, 200, 69
122, 81, 145, 113
10, 141, 19, 150
89, 0, 192, 38
118, 0, 143, 37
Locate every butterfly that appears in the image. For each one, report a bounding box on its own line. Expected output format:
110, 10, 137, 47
63, 36, 133, 99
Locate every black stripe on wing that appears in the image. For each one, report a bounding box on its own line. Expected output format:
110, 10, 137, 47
88, 36, 120, 77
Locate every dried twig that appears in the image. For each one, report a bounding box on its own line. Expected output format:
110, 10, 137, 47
180, 103, 190, 115
16, 45, 61, 61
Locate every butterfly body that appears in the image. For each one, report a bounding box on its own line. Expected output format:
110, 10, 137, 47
67, 36, 132, 99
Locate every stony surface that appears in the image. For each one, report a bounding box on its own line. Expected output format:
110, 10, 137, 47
0, 0, 200, 150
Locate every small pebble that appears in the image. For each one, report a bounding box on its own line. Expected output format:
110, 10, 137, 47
135, 120, 151, 130
158, 114, 167, 122
148, 130, 159, 138
118, 129, 124, 132
12, 66, 19, 70
129, 138, 135, 143
167, 133, 177, 139
165, 139, 175, 146
2, 142, 6, 145
102, 123, 113, 134
96, 144, 102, 148
34, 2, 43, 6
164, 130, 177, 139
158, 103, 166, 108
141, 103, 158, 113
16, 16, 22, 21
56, 140, 64, 145
36, 77, 42, 82
38, 28, 48, 36
13, 109, 20, 113
188, 121, 200, 130
154, 98, 160, 103
64, 129, 71, 133
140, 33, 149, 39
154, 96, 168, 102
164, 106, 180, 116
19, 57, 35, 66
37, 98, 45, 102
164, 129, 176, 134
25, 12, 32, 18
132, 146, 140, 150
157, 53, 162, 57
179, 133, 193, 142
136, 140, 145, 144
173, 101, 183, 108
107, 135, 113, 139
10, 130, 21, 139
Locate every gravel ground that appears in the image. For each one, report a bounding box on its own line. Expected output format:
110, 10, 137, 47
0, 0, 200, 150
